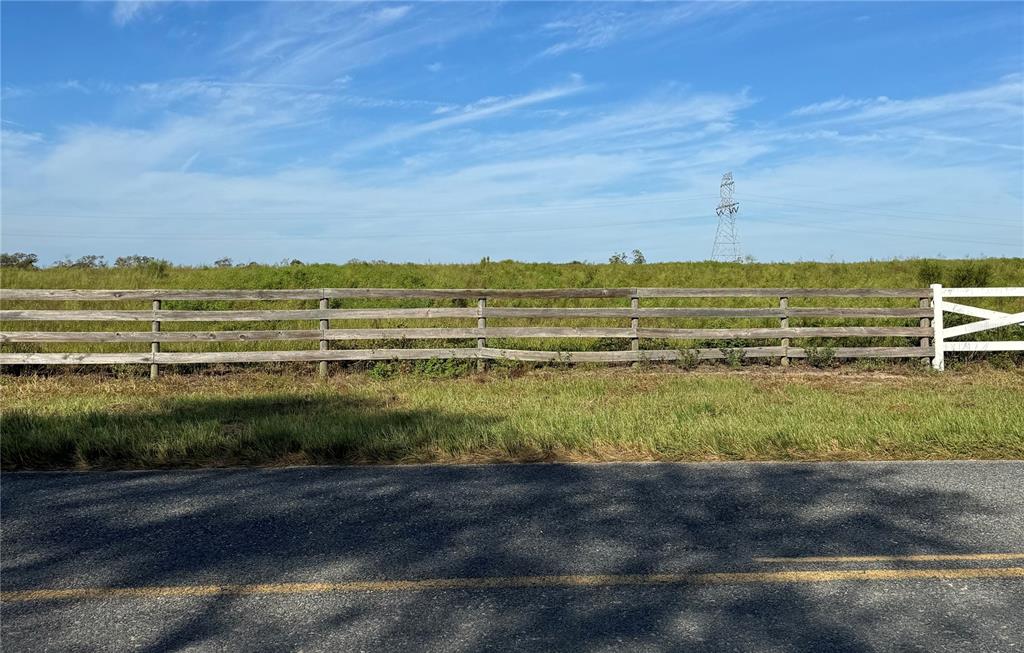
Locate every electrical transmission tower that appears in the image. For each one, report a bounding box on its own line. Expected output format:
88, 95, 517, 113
711, 171, 741, 262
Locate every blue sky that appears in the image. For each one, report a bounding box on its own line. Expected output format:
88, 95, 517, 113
2, 1, 1022, 264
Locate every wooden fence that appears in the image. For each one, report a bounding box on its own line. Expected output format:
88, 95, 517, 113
0, 286, 1019, 375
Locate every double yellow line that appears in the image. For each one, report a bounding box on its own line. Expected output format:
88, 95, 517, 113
4, 553, 1022, 603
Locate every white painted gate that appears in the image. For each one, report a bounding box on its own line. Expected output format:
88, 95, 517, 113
930, 284, 1024, 370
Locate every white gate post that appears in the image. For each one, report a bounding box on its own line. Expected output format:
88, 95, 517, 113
930, 283, 944, 371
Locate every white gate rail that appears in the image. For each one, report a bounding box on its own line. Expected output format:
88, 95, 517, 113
931, 284, 1024, 370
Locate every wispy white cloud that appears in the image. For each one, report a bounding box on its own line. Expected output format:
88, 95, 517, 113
792, 75, 1023, 124
452, 88, 757, 165
111, 1, 156, 27
224, 3, 496, 85
346, 78, 590, 153
537, 4, 734, 58
180, 151, 200, 172
790, 96, 882, 116
0, 128, 45, 150
835, 76, 1023, 124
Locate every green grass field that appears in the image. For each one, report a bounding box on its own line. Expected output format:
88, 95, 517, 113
2, 365, 1022, 470
4, 256, 1022, 290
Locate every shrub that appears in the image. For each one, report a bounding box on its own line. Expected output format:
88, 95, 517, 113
949, 262, 992, 288
368, 361, 399, 380
675, 348, 700, 370
915, 260, 944, 286
55, 255, 107, 269
0, 252, 38, 269
590, 337, 626, 351
916, 259, 992, 287
805, 345, 837, 369
115, 255, 154, 268
114, 255, 170, 276
413, 358, 472, 378
719, 346, 744, 369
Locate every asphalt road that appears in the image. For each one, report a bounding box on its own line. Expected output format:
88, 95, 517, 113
2, 461, 1022, 652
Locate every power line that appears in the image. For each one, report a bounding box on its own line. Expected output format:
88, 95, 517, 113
746, 202, 1019, 231
742, 193, 1021, 228
2, 194, 717, 222
5, 210, 1012, 249
2, 213, 714, 243
751, 215, 1014, 248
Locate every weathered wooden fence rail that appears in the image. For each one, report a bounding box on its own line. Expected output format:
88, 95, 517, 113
0, 286, 1020, 375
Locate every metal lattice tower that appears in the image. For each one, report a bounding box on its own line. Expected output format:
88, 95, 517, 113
711, 172, 741, 262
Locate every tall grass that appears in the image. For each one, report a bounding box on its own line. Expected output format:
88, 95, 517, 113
3, 367, 1022, 469
4, 257, 1023, 290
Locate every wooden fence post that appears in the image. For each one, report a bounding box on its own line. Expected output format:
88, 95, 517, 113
930, 284, 944, 371
630, 292, 640, 358
919, 295, 931, 365
779, 296, 789, 367
477, 297, 486, 371
150, 299, 160, 380
318, 294, 329, 378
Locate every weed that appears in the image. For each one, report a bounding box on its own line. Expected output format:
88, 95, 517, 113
413, 357, 472, 378
368, 361, 399, 380
675, 348, 700, 370
985, 351, 1022, 370
590, 337, 625, 352
634, 350, 653, 370
915, 260, 944, 286
489, 358, 530, 379
719, 346, 744, 369
805, 346, 837, 369
950, 262, 992, 288
915, 259, 993, 287
553, 350, 573, 370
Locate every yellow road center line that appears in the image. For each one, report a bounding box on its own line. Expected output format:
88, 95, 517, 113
3, 567, 1022, 603
755, 553, 1024, 563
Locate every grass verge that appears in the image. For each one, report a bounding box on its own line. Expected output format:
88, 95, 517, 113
2, 365, 1021, 469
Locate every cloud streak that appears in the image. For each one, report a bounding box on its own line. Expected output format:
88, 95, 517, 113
111, 1, 156, 26
537, 4, 734, 57
345, 78, 590, 153
790, 97, 882, 116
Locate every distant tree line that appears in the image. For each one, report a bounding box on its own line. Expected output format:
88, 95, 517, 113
0, 252, 39, 269
1, 251, 656, 269
608, 249, 647, 265
0, 251, 1000, 287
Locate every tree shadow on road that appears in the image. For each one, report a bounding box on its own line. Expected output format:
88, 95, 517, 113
3, 460, 1022, 651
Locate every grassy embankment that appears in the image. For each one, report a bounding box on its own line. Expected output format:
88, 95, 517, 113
2, 366, 1022, 469
2, 258, 1021, 469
